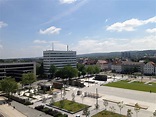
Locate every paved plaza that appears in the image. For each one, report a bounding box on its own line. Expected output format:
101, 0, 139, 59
61, 83, 156, 117
1, 75, 156, 117
29, 82, 156, 117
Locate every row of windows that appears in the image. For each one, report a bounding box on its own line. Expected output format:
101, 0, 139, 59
144, 68, 156, 70
144, 71, 155, 73
144, 67, 155, 69
44, 62, 76, 67
44, 59, 76, 61
0, 67, 34, 71
44, 60, 76, 63
44, 63, 76, 66
44, 52, 75, 55
43, 57, 76, 59
0, 64, 34, 68
44, 52, 75, 54
144, 70, 154, 72
44, 65, 76, 71
44, 55, 76, 58
44, 65, 76, 68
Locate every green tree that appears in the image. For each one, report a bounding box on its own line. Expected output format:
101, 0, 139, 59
93, 65, 100, 74
49, 64, 57, 79
0, 59, 4, 63
78, 71, 81, 78
21, 72, 36, 88
86, 65, 94, 75
55, 66, 78, 92
62, 66, 78, 79
56, 66, 78, 80
0, 77, 18, 100
81, 69, 86, 77
55, 68, 64, 78
77, 63, 86, 77
77, 63, 85, 72
37, 62, 44, 78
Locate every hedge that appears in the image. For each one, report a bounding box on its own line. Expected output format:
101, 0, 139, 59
35, 105, 68, 117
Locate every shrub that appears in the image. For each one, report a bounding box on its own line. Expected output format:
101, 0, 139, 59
29, 93, 33, 97
35, 105, 68, 117
35, 105, 44, 111
7, 95, 33, 105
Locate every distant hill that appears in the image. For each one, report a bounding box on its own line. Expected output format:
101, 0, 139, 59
1, 50, 156, 62
77, 50, 156, 59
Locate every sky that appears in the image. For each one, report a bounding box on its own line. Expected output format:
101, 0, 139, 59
0, 0, 156, 59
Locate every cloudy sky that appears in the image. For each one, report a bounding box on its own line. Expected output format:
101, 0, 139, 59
0, 0, 156, 59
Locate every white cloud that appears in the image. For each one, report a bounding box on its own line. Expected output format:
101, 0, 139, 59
33, 40, 47, 44
39, 26, 61, 35
105, 19, 108, 23
107, 16, 156, 32
0, 40, 69, 59
71, 35, 156, 54
1, 35, 156, 59
42, 0, 88, 25
33, 40, 64, 45
33, 40, 68, 51
59, 0, 77, 4
0, 21, 8, 28
146, 28, 156, 33
145, 16, 156, 23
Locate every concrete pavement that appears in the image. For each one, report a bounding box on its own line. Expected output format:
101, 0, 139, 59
58, 83, 156, 117
3, 77, 156, 117
10, 101, 52, 117
0, 97, 27, 117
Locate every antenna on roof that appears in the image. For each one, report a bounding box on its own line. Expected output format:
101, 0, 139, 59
52, 43, 54, 51
67, 45, 69, 51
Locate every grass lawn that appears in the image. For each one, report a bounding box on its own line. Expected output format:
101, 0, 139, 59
104, 80, 156, 93
53, 99, 88, 113
92, 110, 126, 117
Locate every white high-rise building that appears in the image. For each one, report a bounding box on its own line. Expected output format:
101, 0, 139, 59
43, 50, 76, 75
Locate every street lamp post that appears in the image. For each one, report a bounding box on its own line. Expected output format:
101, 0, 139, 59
95, 88, 99, 109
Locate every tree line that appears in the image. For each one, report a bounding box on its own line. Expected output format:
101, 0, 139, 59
37, 63, 100, 79
0, 63, 100, 100
0, 72, 36, 100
